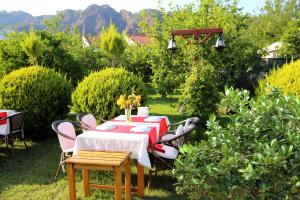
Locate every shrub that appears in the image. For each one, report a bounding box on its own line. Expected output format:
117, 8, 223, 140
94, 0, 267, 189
71, 68, 147, 119
174, 87, 300, 199
257, 59, 300, 97
0, 66, 72, 137
179, 60, 220, 127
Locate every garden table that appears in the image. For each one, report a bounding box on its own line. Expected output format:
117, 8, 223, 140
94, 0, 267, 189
0, 110, 15, 136
73, 117, 169, 197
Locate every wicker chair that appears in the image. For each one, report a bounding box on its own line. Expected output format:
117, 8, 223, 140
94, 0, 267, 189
0, 111, 28, 151
148, 117, 199, 187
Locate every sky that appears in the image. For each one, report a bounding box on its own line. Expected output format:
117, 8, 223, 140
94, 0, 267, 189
0, 0, 265, 16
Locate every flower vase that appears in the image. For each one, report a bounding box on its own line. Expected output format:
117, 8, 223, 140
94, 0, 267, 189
125, 108, 132, 123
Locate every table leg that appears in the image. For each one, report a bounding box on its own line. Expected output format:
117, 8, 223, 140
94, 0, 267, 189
114, 166, 122, 200
67, 163, 76, 200
137, 163, 144, 197
82, 169, 90, 197
125, 159, 131, 200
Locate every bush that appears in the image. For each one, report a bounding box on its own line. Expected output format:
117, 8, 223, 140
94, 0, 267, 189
179, 60, 220, 128
0, 66, 72, 137
0, 32, 29, 77
257, 59, 300, 97
71, 68, 147, 119
174, 87, 300, 199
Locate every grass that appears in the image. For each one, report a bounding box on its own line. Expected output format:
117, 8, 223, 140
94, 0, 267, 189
0, 90, 187, 200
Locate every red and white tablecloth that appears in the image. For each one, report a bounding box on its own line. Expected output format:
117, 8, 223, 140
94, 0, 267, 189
74, 124, 155, 168
108, 115, 170, 139
0, 110, 15, 136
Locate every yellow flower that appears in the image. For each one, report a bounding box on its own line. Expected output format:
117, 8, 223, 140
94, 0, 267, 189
116, 93, 142, 110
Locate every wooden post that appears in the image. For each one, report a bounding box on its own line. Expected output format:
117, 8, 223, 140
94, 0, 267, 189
124, 159, 132, 200
67, 163, 76, 200
114, 166, 122, 200
137, 163, 144, 197
82, 169, 90, 197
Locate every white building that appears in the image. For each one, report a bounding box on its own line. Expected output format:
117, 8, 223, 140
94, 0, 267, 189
262, 42, 282, 59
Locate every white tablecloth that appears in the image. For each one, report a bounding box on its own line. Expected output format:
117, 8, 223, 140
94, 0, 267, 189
0, 110, 15, 136
73, 130, 151, 168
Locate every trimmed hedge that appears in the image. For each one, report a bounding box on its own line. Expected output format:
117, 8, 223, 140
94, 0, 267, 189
71, 67, 147, 119
257, 59, 300, 96
0, 66, 72, 137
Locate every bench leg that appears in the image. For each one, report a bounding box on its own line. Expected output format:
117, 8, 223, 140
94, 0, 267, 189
137, 163, 144, 197
67, 163, 76, 200
82, 169, 90, 197
114, 167, 122, 200
125, 159, 131, 200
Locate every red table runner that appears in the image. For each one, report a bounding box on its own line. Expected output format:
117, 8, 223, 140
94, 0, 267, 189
111, 116, 168, 139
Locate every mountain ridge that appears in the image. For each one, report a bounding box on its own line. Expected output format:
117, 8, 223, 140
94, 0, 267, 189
0, 4, 160, 35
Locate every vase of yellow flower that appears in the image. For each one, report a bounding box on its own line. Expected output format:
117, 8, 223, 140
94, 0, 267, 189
117, 92, 141, 123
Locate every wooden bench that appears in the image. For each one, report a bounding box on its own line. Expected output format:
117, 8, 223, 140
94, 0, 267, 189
65, 150, 131, 200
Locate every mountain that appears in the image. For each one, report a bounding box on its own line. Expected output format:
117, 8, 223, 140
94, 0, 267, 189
0, 4, 160, 35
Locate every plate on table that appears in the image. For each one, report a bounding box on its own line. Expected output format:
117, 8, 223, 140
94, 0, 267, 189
130, 126, 150, 132
97, 124, 117, 130
114, 116, 125, 121
144, 116, 160, 122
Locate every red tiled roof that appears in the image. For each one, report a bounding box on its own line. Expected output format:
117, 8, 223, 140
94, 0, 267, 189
128, 35, 153, 45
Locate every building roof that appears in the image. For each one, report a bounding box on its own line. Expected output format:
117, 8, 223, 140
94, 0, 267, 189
127, 35, 153, 46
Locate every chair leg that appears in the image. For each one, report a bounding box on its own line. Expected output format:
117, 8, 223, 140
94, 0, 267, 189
20, 131, 29, 150
147, 169, 153, 189
54, 152, 64, 181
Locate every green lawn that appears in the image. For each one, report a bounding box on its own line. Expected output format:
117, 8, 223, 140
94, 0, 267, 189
0, 91, 187, 200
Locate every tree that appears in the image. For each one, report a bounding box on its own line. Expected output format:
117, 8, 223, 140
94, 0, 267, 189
246, 0, 300, 48
21, 29, 44, 65
280, 18, 300, 59
99, 22, 127, 66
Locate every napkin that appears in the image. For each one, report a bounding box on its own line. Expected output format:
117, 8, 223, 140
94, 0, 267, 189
130, 126, 150, 132
97, 124, 116, 130
144, 116, 160, 122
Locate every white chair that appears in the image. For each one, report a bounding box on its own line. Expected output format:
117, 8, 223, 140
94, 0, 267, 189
51, 120, 76, 181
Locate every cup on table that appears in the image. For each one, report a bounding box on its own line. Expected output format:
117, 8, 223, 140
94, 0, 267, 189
137, 107, 149, 117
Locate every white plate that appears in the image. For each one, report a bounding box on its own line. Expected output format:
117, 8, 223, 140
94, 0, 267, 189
144, 116, 160, 122
97, 124, 116, 130
130, 126, 150, 132
114, 116, 125, 121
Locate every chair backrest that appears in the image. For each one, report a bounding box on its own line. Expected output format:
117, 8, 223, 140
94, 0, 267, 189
76, 113, 97, 131
137, 107, 150, 117
52, 120, 76, 152
8, 111, 26, 134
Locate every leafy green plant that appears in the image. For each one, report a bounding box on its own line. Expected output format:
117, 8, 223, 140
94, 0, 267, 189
99, 23, 127, 66
179, 60, 220, 128
71, 68, 147, 119
257, 59, 300, 97
0, 66, 72, 137
21, 30, 44, 65
0, 32, 29, 77
174, 87, 300, 199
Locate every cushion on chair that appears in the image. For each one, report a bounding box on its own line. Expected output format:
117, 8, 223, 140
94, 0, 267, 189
82, 114, 97, 130
154, 144, 179, 159
184, 118, 191, 131
0, 112, 7, 125
57, 122, 76, 152
153, 144, 165, 153
161, 133, 175, 140
161, 124, 184, 140
175, 124, 184, 136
